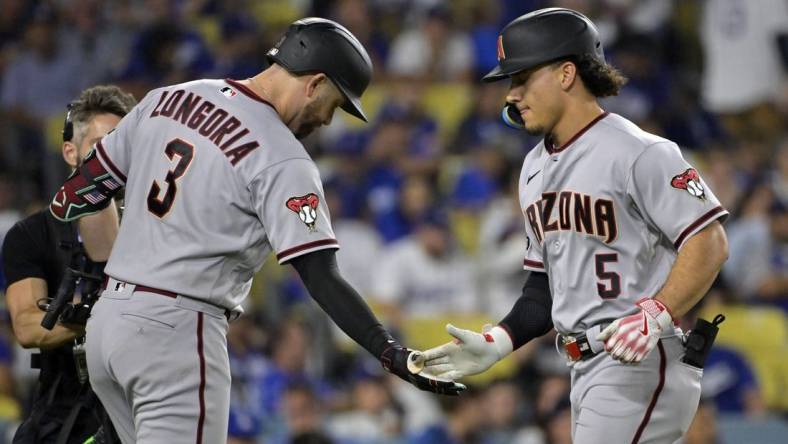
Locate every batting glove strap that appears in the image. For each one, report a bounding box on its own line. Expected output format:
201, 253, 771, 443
636, 298, 674, 331
596, 298, 674, 364
484, 325, 515, 358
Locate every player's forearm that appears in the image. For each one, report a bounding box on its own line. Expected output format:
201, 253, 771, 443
78, 200, 119, 261
655, 221, 728, 318
13, 309, 82, 349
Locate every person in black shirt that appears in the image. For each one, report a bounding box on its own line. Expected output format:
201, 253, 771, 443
2, 85, 136, 444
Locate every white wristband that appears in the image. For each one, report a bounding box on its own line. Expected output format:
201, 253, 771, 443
487, 326, 514, 358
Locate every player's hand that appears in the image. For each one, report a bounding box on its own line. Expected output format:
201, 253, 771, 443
380, 345, 467, 396
596, 298, 674, 364
420, 324, 513, 380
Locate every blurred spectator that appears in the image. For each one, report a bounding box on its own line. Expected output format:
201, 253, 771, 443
59, 0, 128, 86
773, 137, 788, 204
540, 395, 571, 444
451, 82, 525, 157
388, 374, 445, 435
700, 148, 746, 212
227, 316, 268, 442
0, 175, 22, 243
468, 0, 505, 78
481, 380, 543, 444
258, 317, 331, 440
602, 34, 671, 125
387, 5, 473, 82
326, 185, 383, 297
534, 375, 570, 423
326, 368, 402, 444
0, 0, 34, 47
365, 118, 412, 241
451, 144, 507, 211
659, 86, 725, 151
0, 331, 19, 422
477, 170, 529, 319
329, 0, 390, 73
284, 383, 334, 444
702, 345, 766, 417
211, 12, 264, 80
677, 399, 722, 444
0, 7, 85, 122
700, 0, 788, 144
0, 7, 86, 194
407, 387, 484, 444
371, 174, 434, 244
119, 2, 214, 97
723, 183, 788, 303
372, 209, 479, 324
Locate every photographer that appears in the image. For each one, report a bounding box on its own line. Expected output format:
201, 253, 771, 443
2, 86, 136, 443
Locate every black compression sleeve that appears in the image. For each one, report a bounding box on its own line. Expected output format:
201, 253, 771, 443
499, 272, 553, 350
289, 249, 395, 359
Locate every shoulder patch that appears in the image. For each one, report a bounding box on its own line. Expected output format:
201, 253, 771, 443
286, 193, 320, 231
670, 168, 705, 200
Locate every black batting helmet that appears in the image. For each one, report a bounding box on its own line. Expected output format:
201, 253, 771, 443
482, 8, 604, 82
266, 17, 373, 122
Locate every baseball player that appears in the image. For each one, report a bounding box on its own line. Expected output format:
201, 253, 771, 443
48, 18, 464, 444
421, 8, 729, 444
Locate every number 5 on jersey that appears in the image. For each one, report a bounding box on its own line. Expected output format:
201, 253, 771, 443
595, 253, 620, 299
147, 139, 194, 218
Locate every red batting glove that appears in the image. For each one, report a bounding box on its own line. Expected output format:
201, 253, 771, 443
596, 298, 674, 364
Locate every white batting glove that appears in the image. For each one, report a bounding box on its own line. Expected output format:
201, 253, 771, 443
420, 324, 514, 380
596, 298, 674, 364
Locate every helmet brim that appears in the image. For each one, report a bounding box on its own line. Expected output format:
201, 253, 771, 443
481, 64, 524, 83
336, 82, 368, 122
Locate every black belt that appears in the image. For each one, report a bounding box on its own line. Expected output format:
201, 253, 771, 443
560, 322, 611, 362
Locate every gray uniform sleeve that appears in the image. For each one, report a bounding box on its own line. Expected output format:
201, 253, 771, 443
250, 158, 338, 264
520, 163, 546, 272
627, 142, 728, 250
93, 90, 158, 184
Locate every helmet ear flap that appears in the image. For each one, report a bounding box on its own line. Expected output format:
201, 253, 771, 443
501, 103, 525, 129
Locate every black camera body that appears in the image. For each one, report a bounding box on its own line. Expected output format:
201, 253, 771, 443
41, 264, 104, 330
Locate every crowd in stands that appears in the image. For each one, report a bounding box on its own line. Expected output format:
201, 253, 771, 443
0, 0, 786, 443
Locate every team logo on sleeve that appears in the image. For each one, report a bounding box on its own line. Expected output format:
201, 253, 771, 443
670, 168, 706, 200
286, 194, 320, 232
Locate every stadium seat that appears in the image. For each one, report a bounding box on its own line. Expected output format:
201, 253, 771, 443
700, 304, 788, 410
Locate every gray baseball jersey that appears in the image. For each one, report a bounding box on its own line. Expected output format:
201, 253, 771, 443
93, 79, 338, 311
519, 112, 728, 334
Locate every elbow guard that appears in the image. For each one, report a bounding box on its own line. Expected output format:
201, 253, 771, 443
50, 149, 123, 222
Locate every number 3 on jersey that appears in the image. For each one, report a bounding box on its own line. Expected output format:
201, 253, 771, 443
147, 139, 194, 218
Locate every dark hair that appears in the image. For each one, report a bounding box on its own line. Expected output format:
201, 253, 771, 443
68, 85, 137, 143
557, 54, 628, 98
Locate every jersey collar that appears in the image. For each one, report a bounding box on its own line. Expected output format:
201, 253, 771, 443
545, 111, 609, 154
224, 79, 280, 115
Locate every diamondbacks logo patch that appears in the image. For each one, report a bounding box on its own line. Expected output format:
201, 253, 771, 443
286, 193, 320, 231
670, 168, 705, 200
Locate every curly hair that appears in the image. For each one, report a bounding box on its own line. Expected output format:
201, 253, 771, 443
69, 85, 137, 144
557, 55, 628, 98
